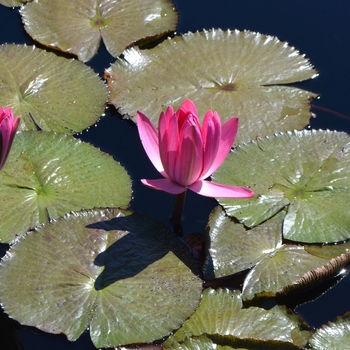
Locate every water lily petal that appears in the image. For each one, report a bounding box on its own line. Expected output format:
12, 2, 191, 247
141, 178, 186, 194
158, 105, 175, 141
173, 116, 203, 186
176, 99, 198, 129
159, 108, 179, 178
201, 110, 221, 178
189, 179, 254, 198
137, 111, 164, 174
0, 108, 20, 170
179, 99, 197, 115
221, 117, 239, 148
201, 117, 239, 178
0, 108, 12, 123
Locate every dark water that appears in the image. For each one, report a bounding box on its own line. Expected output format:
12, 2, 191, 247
0, 1, 350, 349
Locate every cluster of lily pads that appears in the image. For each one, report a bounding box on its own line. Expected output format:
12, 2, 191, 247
0, 0, 349, 349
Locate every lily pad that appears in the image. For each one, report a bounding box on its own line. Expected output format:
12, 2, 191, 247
0, 208, 202, 347
106, 29, 317, 144
280, 252, 350, 296
20, 0, 178, 62
213, 130, 350, 243
164, 334, 237, 350
163, 288, 310, 349
309, 312, 350, 349
203, 206, 330, 300
0, 44, 107, 134
306, 242, 350, 260
0, 131, 131, 243
0, 0, 26, 7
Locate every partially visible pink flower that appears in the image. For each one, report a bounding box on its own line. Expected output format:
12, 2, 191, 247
0, 107, 20, 170
136, 100, 254, 198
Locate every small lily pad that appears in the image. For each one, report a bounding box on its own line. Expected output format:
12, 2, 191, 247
203, 206, 330, 300
20, 0, 178, 62
309, 312, 350, 349
106, 29, 317, 144
213, 130, 350, 243
0, 208, 202, 347
0, 44, 107, 134
163, 288, 310, 349
0, 131, 131, 242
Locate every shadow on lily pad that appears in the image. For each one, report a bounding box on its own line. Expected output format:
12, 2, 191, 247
89, 212, 201, 290
0, 208, 203, 347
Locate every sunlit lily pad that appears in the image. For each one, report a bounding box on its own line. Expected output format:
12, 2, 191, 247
0, 44, 107, 134
203, 206, 330, 300
0, 0, 26, 6
20, 0, 177, 62
164, 335, 234, 350
163, 288, 310, 349
106, 29, 317, 144
280, 253, 350, 296
213, 130, 350, 243
306, 242, 350, 260
0, 208, 202, 347
309, 312, 350, 349
0, 131, 131, 243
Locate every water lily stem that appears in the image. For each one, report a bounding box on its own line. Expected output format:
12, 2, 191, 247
171, 190, 186, 237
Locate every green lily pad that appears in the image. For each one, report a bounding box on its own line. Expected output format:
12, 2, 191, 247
0, 131, 131, 243
280, 252, 350, 296
163, 288, 310, 349
20, 0, 177, 62
204, 207, 285, 280
0, 0, 26, 6
309, 312, 350, 349
0, 44, 107, 134
203, 206, 330, 300
0, 208, 202, 347
213, 130, 350, 243
164, 334, 239, 350
106, 29, 317, 144
306, 242, 350, 260
241, 246, 332, 301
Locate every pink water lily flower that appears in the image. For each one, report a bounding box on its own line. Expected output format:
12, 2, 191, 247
137, 100, 254, 198
0, 107, 20, 170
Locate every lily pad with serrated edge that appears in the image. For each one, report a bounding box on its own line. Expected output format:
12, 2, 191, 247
106, 28, 318, 145
0, 44, 107, 134
0, 208, 202, 347
203, 206, 330, 301
213, 129, 350, 243
20, 0, 178, 62
0, 131, 131, 243
309, 312, 350, 350
163, 288, 310, 349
